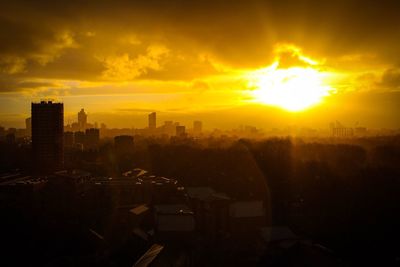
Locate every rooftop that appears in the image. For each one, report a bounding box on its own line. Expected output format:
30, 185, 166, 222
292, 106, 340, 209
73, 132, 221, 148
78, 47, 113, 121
155, 204, 193, 215
130, 204, 150, 216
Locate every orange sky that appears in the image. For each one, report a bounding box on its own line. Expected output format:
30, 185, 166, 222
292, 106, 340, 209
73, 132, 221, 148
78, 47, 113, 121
0, 0, 399, 129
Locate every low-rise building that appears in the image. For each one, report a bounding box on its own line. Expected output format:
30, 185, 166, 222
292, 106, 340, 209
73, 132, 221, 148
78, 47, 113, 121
229, 200, 267, 234
154, 204, 195, 241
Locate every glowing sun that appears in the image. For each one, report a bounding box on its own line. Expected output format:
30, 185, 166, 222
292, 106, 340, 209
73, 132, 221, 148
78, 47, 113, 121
248, 46, 334, 111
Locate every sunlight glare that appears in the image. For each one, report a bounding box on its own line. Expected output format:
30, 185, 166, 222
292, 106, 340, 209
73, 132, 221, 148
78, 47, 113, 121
248, 53, 334, 112
248, 44, 334, 112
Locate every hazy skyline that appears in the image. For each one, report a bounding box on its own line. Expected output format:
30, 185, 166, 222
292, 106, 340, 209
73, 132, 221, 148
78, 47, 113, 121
1, 0, 400, 129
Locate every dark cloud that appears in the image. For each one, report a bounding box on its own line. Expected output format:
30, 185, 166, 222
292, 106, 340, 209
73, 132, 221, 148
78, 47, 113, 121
379, 68, 400, 90
0, 75, 59, 92
0, 0, 399, 90
115, 108, 158, 113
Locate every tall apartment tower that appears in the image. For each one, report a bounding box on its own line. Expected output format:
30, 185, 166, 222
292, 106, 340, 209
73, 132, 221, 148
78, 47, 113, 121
193, 121, 202, 135
31, 101, 64, 173
148, 112, 156, 129
78, 108, 87, 130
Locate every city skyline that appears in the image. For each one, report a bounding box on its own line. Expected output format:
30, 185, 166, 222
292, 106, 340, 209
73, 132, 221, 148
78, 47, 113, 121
1, 102, 397, 131
2, 101, 398, 141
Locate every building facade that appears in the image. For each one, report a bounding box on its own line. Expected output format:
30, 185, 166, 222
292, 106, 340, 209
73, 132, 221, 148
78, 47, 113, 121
78, 108, 87, 130
193, 121, 202, 135
148, 112, 156, 129
85, 128, 100, 150
31, 101, 64, 173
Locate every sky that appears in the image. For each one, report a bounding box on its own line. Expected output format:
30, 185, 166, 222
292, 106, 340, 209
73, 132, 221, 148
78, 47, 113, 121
0, 0, 400, 129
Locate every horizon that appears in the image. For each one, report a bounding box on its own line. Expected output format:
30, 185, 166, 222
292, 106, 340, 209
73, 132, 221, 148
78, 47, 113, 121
1, 98, 400, 130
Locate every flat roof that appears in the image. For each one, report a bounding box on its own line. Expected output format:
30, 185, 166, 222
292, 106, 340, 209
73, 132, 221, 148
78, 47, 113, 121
155, 204, 193, 215
229, 200, 265, 218
130, 204, 149, 215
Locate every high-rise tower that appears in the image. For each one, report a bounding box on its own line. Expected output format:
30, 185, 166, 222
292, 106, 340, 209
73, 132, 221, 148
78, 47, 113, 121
31, 101, 64, 173
148, 112, 156, 129
78, 108, 87, 130
193, 121, 202, 135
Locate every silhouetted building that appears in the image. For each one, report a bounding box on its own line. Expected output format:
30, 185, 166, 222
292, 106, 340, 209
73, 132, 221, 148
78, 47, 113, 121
176, 125, 186, 137
25, 117, 31, 137
74, 131, 85, 145
244, 125, 258, 135
155, 204, 195, 231
186, 187, 230, 240
163, 121, 175, 136
330, 121, 354, 138
78, 108, 87, 130
114, 135, 134, 154
332, 127, 354, 137
148, 112, 156, 129
53, 169, 92, 195
85, 128, 99, 150
6, 133, 15, 144
7, 127, 17, 135
70, 122, 79, 132
355, 127, 367, 136
193, 121, 202, 135
229, 200, 266, 235
31, 101, 64, 173
0, 171, 47, 212
64, 131, 74, 147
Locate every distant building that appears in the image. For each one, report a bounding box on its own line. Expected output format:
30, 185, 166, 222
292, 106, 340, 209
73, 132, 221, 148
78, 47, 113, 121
64, 131, 74, 147
70, 122, 80, 132
25, 117, 31, 137
85, 128, 99, 150
114, 135, 134, 154
6, 133, 15, 144
7, 128, 17, 136
244, 125, 258, 135
31, 101, 64, 173
148, 112, 156, 129
162, 121, 175, 136
78, 108, 87, 130
74, 131, 85, 145
176, 125, 186, 137
193, 121, 202, 135
330, 121, 354, 137
332, 127, 354, 137
355, 127, 367, 136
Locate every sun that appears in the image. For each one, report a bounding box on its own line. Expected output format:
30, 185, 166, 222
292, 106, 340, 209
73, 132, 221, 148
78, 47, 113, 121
247, 46, 334, 112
